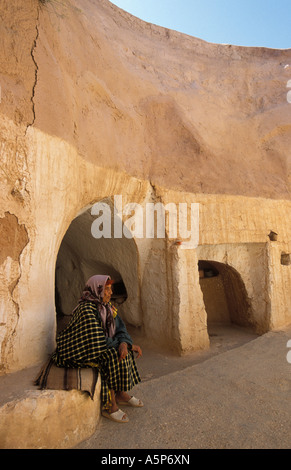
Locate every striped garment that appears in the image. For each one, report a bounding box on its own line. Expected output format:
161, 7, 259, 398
52, 301, 141, 407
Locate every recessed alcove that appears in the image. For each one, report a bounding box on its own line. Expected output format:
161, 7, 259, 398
198, 260, 253, 330
281, 252, 291, 266
55, 202, 141, 333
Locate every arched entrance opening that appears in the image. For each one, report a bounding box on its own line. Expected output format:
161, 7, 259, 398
55, 201, 141, 333
198, 260, 256, 342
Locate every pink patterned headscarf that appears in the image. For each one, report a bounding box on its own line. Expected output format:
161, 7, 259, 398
77, 275, 116, 338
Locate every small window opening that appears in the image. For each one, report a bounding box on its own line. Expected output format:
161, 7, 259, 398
281, 252, 291, 266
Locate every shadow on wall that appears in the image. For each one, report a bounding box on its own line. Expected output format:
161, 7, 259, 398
198, 260, 254, 331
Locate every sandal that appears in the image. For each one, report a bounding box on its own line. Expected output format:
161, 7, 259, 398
117, 396, 144, 407
102, 408, 129, 423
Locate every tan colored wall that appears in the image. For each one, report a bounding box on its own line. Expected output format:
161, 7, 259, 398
1, 119, 291, 372
0, 0, 290, 374
267, 242, 291, 329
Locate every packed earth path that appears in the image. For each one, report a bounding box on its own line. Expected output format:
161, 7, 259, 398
75, 323, 291, 450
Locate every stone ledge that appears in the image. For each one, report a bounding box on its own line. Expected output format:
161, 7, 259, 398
0, 366, 101, 449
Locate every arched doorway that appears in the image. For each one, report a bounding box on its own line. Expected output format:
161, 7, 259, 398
55, 201, 141, 333
198, 260, 255, 333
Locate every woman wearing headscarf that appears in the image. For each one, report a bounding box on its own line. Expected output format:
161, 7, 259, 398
52, 274, 143, 423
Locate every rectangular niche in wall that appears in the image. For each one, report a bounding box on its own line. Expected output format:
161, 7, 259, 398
281, 252, 291, 266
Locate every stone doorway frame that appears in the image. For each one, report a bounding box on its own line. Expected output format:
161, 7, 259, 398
196, 243, 270, 335
54, 199, 142, 332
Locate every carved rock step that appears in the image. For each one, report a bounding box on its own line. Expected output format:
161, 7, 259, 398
0, 366, 101, 449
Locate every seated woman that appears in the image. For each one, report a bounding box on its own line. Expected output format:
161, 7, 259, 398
52, 274, 143, 423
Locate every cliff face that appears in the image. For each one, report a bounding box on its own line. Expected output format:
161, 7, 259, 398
1, 0, 291, 199
0, 0, 291, 373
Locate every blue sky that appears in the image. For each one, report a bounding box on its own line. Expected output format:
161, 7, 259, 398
110, 0, 291, 49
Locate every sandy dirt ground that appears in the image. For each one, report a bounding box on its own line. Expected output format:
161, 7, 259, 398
75, 323, 291, 450
0, 322, 290, 451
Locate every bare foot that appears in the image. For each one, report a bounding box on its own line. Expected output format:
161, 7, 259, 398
110, 403, 119, 413
116, 391, 131, 403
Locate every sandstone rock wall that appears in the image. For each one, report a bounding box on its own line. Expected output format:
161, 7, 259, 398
0, 0, 290, 373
